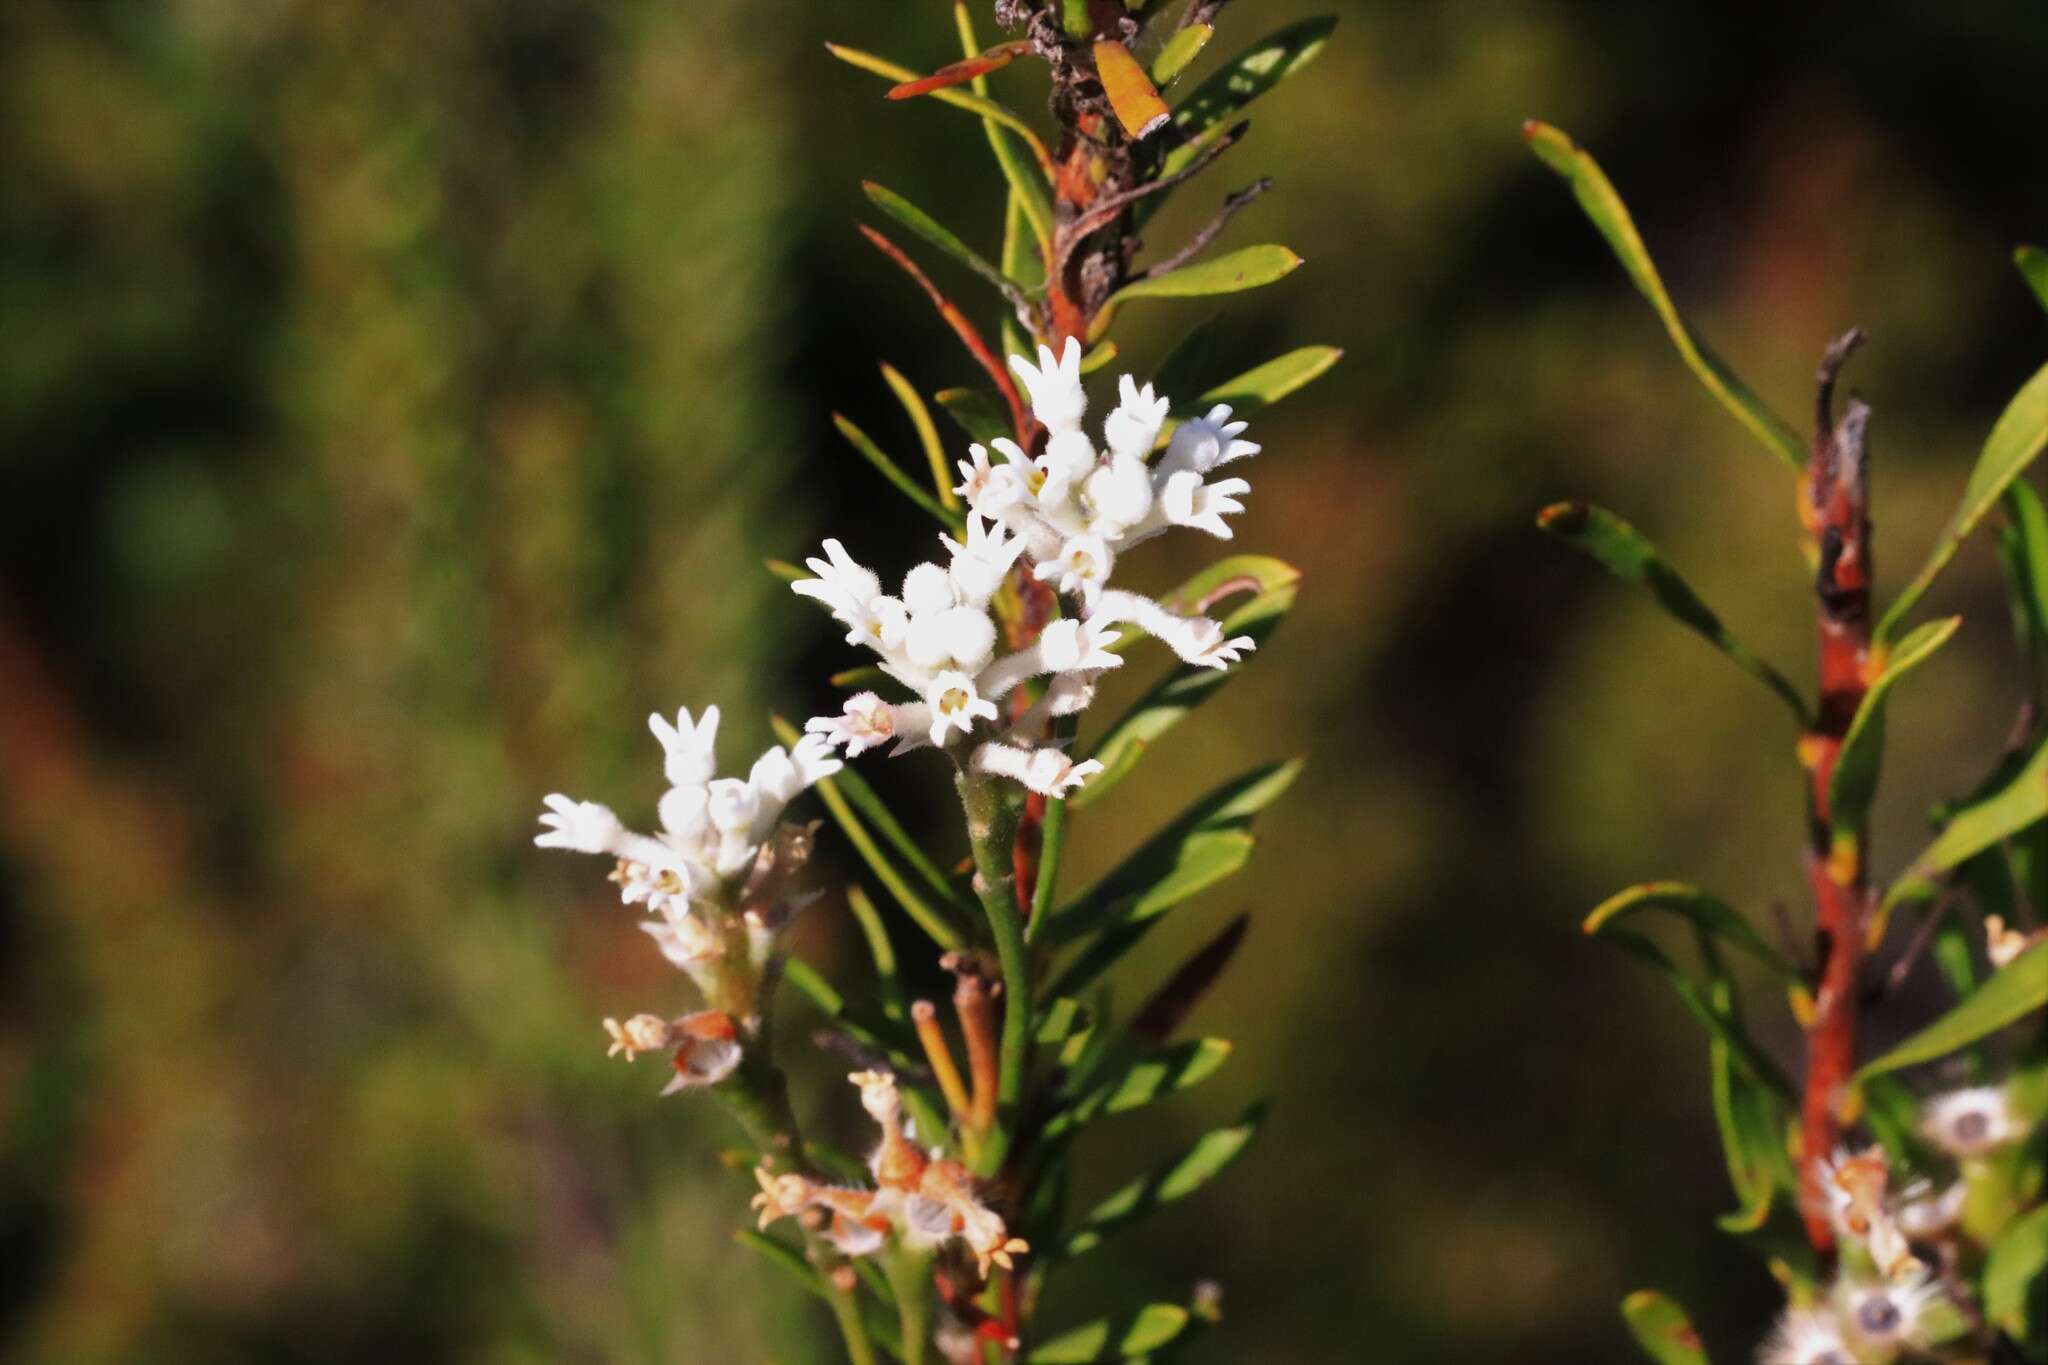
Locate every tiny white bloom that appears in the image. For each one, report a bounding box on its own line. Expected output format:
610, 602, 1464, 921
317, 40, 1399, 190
1923, 1085, 2020, 1157
925, 670, 998, 745
1035, 534, 1115, 607
656, 782, 709, 843
1757, 1307, 1855, 1365
942, 514, 1027, 607
706, 776, 760, 836
660, 1034, 742, 1094
1035, 428, 1098, 506
604, 1013, 674, 1061
1835, 1271, 1942, 1353
1036, 617, 1122, 674
1160, 403, 1258, 476
1008, 338, 1086, 433
974, 741, 1103, 796
1102, 374, 1169, 463
1083, 456, 1155, 533
1158, 470, 1250, 539
648, 705, 721, 788
640, 914, 720, 971
901, 561, 957, 615
535, 794, 625, 854
792, 539, 885, 629
807, 692, 897, 757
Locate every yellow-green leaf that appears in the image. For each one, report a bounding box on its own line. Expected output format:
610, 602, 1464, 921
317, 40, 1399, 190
863, 181, 1015, 296
1028, 1304, 1191, 1362
1983, 1201, 2048, 1338
1043, 1037, 1234, 1140
1523, 121, 1803, 472
1190, 345, 1344, 418
2018, 243, 2048, 314
1855, 939, 2048, 1082
1884, 741, 2048, 912
1828, 616, 1963, 839
1150, 23, 1213, 86
1583, 882, 1796, 978
1160, 17, 1337, 182
1058, 1105, 1265, 1259
1090, 245, 1303, 340
1620, 1290, 1711, 1365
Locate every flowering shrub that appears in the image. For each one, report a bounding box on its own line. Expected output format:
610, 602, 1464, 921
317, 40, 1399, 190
534, 5, 1337, 1359
1528, 122, 2048, 1363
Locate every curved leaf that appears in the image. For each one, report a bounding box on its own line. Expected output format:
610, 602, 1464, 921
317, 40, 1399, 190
1983, 1200, 2048, 1339
1884, 740, 2048, 911
1539, 503, 1807, 721
878, 362, 959, 512
1999, 478, 2048, 700
1191, 345, 1344, 419
1028, 1303, 1191, 1362
1158, 18, 1337, 183
1150, 23, 1213, 86
825, 43, 1053, 173
833, 412, 963, 529
863, 182, 1016, 296
1596, 928, 1793, 1096
1855, 939, 2048, 1082
1090, 245, 1303, 340
1523, 121, 1803, 472
1620, 1291, 1711, 1365
1094, 40, 1170, 140
2018, 244, 2048, 314
1877, 362, 2048, 643
1057, 1104, 1265, 1260
1828, 616, 1963, 839
1043, 1037, 1234, 1141
933, 386, 1010, 447
1584, 882, 1796, 978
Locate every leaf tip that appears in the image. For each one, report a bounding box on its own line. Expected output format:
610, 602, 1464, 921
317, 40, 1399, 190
1536, 500, 1588, 533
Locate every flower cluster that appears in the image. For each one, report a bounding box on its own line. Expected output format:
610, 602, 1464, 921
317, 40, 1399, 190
534, 706, 840, 1077
1761, 1083, 2031, 1363
751, 1070, 1028, 1277
797, 338, 1259, 796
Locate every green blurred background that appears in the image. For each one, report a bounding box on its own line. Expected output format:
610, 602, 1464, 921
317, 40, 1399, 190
3, 1, 2044, 1360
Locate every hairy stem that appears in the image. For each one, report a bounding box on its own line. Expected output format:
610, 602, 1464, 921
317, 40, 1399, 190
956, 764, 1032, 1176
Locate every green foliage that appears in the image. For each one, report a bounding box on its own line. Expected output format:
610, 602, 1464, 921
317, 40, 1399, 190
1854, 940, 2048, 1082
1984, 1203, 2048, 1340
1028, 1303, 1192, 1362
1826, 615, 1962, 840
1090, 245, 1306, 340
1619, 1290, 1711, 1365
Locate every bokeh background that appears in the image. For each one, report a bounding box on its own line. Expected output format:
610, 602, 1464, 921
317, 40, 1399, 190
3, 1, 2044, 1361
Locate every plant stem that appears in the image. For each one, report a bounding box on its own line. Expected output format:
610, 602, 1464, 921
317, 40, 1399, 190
956, 765, 1032, 1176
885, 1249, 934, 1365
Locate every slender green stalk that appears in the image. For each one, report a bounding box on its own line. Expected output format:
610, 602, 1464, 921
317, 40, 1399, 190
885, 1248, 934, 1365
956, 766, 1031, 1175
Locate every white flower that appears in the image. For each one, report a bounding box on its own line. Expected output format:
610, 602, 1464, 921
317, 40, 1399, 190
1035, 428, 1098, 506
901, 560, 956, 615
1160, 402, 1258, 477
1083, 456, 1155, 534
974, 741, 1103, 796
1923, 1085, 2021, 1157
640, 915, 720, 971
1757, 1307, 1855, 1365
707, 776, 760, 837
604, 1013, 674, 1061
1091, 589, 1253, 670
1894, 1180, 1963, 1239
1158, 470, 1251, 539
1035, 534, 1115, 607
1009, 337, 1086, 433
942, 514, 1026, 607
535, 794, 625, 854
807, 691, 898, 757
648, 706, 721, 788
905, 603, 998, 674
792, 539, 886, 637
925, 670, 999, 745
750, 733, 843, 809
1835, 1272, 1942, 1353
1036, 617, 1121, 674
656, 782, 709, 844
1102, 374, 1169, 463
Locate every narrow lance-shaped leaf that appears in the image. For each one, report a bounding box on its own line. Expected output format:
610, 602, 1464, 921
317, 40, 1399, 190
1595, 928, 1794, 1097
1998, 478, 2048, 703
833, 412, 962, 530
1828, 616, 1963, 840
1538, 502, 1808, 722
878, 362, 960, 513
934, 387, 1011, 447
2017, 243, 2048, 314
1150, 23, 1213, 86
1082, 556, 1301, 804
883, 41, 1029, 100
1876, 362, 2048, 643
1028, 1303, 1192, 1363
1089, 245, 1304, 341
1156, 18, 1337, 185
1186, 345, 1344, 420
1619, 1290, 1712, 1365
1854, 939, 2048, 1082
863, 181, 1020, 298
1057, 1104, 1266, 1260
1043, 1037, 1234, 1141
825, 43, 1054, 175
1884, 740, 2048, 911
1982, 1201, 2048, 1339
1583, 882, 1797, 978
1523, 121, 1804, 471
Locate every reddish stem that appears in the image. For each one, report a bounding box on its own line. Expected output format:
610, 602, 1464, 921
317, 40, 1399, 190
858, 223, 1035, 441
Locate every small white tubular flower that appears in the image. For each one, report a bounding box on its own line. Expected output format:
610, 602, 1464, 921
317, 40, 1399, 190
1835, 1272, 1942, 1355
603, 1013, 673, 1061
1035, 428, 1099, 507
1041, 672, 1097, 716
1922, 1085, 2021, 1157
1102, 374, 1169, 463
1009, 337, 1086, 433
1084, 456, 1155, 535
1035, 533, 1115, 607
535, 794, 625, 854
1160, 402, 1259, 477
942, 514, 1026, 607
1757, 1308, 1855, 1365
924, 670, 999, 745
807, 691, 897, 757
648, 705, 721, 788
748, 733, 842, 812
792, 539, 885, 633
640, 915, 720, 972
1091, 588, 1253, 670
906, 604, 998, 674
656, 782, 709, 844
1158, 470, 1251, 539
901, 561, 957, 615
1894, 1180, 1964, 1239
707, 776, 760, 843
974, 741, 1104, 796
1818, 1147, 1922, 1282
1037, 617, 1122, 674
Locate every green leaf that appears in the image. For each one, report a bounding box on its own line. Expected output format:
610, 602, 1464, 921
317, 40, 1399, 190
1523, 121, 1803, 472
1190, 345, 1344, 419
1983, 1201, 2048, 1340
844, 883, 905, 1022
1158, 18, 1336, 183
878, 362, 960, 514
1877, 362, 2048, 643
826, 43, 1053, 175
934, 387, 1010, 446
1855, 940, 2048, 1082
1047, 760, 1300, 947
1884, 741, 2048, 911
1583, 882, 1797, 978
1035, 996, 1092, 1046
1149, 23, 1213, 86
1058, 1104, 1266, 1259
1091, 245, 1304, 340
1028, 1304, 1192, 1362
1081, 556, 1301, 804
1596, 928, 1793, 1096
833, 412, 963, 529
863, 181, 1018, 296
1043, 1038, 1234, 1141
1619, 1290, 1711, 1365
1537, 503, 1807, 721
734, 1229, 828, 1302
989, 127, 1055, 258
1828, 616, 1963, 839
1999, 479, 2048, 703
2018, 243, 2048, 314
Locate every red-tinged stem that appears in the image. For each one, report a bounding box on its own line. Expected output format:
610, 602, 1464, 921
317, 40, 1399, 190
859, 222, 1035, 441
1797, 330, 1873, 1256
